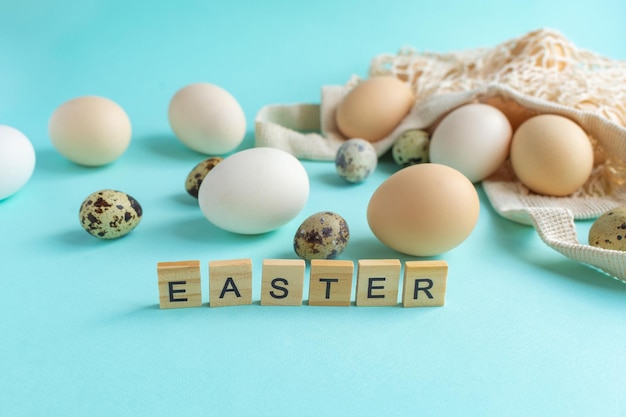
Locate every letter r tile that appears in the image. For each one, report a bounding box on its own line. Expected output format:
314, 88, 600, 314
402, 260, 448, 307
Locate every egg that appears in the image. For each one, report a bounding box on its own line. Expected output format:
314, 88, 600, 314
367, 163, 480, 256
79, 189, 143, 239
0, 125, 36, 200
589, 207, 626, 251
198, 147, 309, 234
293, 211, 350, 260
510, 114, 593, 196
335, 138, 377, 183
49, 96, 132, 166
429, 103, 512, 183
185, 157, 223, 198
335, 76, 415, 142
168, 83, 246, 155
480, 95, 536, 131
392, 129, 430, 167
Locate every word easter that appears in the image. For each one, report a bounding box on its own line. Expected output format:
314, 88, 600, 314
157, 258, 448, 309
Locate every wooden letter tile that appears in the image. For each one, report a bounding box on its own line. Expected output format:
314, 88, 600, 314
402, 260, 448, 307
209, 259, 252, 307
157, 260, 202, 309
261, 259, 305, 306
308, 259, 354, 306
356, 259, 401, 306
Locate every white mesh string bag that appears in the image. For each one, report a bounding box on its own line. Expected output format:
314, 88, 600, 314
255, 28, 626, 283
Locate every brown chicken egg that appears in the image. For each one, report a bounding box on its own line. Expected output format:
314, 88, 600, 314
335, 76, 415, 142
367, 163, 480, 256
510, 114, 593, 196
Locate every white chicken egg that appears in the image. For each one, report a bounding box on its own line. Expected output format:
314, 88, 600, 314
198, 147, 309, 234
429, 103, 512, 183
0, 125, 36, 200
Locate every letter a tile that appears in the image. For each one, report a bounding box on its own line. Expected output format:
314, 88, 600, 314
209, 259, 252, 307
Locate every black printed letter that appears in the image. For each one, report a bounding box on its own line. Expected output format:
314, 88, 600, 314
319, 278, 339, 299
220, 277, 242, 298
168, 281, 188, 302
270, 278, 289, 299
413, 278, 434, 300
367, 277, 386, 299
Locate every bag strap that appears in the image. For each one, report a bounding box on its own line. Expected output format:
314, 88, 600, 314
508, 207, 626, 283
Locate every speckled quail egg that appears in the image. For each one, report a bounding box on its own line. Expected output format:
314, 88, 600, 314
294, 211, 350, 260
185, 156, 223, 198
589, 207, 626, 251
335, 138, 377, 183
392, 129, 430, 167
79, 189, 143, 239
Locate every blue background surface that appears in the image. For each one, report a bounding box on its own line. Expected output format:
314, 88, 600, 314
1, 1, 625, 415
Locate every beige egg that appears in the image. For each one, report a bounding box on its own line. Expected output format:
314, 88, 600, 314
335, 76, 415, 143
589, 207, 626, 251
510, 114, 593, 196
367, 163, 480, 256
49, 96, 132, 166
168, 83, 246, 155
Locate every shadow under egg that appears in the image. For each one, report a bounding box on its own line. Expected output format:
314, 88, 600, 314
33, 148, 108, 178
139, 134, 205, 162
172, 191, 200, 208
55, 228, 122, 247
166, 215, 281, 246
341, 235, 403, 260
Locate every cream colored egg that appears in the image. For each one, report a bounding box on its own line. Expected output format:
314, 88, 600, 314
510, 114, 593, 196
429, 103, 512, 183
367, 163, 480, 256
168, 83, 246, 155
335, 76, 415, 143
49, 96, 132, 166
